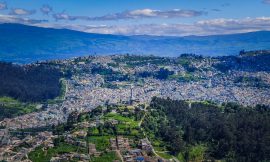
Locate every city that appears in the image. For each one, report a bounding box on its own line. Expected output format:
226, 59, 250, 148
1, 53, 270, 161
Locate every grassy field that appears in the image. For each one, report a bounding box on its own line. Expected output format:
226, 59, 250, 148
91, 151, 120, 162
156, 151, 174, 159
0, 96, 38, 120
87, 136, 111, 151
0, 79, 67, 120
104, 113, 139, 127
103, 112, 143, 137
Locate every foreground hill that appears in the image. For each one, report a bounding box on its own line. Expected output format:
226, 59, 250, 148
143, 97, 270, 161
0, 23, 270, 63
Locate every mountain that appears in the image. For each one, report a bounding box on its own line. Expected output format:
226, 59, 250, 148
0, 23, 270, 63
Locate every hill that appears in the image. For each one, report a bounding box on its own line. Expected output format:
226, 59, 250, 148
0, 23, 270, 63
143, 97, 270, 161
0, 62, 63, 102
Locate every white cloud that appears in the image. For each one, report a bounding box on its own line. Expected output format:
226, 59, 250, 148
66, 17, 270, 36
52, 8, 206, 21
129, 9, 157, 17
10, 8, 36, 16
0, 14, 47, 24
98, 9, 206, 20
2, 15, 270, 36
53, 12, 76, 21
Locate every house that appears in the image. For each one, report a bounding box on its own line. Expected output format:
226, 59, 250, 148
88, 143, 96, 155
140, 139, 152, 152
110, 138, 117, 150
117, 136, 130, 150
73, 130, 87, 138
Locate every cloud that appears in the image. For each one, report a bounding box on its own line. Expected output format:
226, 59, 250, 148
75, 24, 206, 36
0, 14, 47, 24
196, 17, 270, 33
52, 9, 207, 21
91, 9, 207, 21
2, 14, 270, 36
40, 4, 53, 15
52, 11, 78, 21
262, 0, 270, 4
54, 17, 270, 36
0, 2, 7, 10
10, 8, 36, 16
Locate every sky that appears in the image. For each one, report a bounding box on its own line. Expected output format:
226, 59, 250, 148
0, 0, 270, 36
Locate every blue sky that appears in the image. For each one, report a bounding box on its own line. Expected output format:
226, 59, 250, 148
0, 0, 270, 36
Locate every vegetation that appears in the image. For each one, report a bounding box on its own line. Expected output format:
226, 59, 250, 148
169, 73, 201, 82
28, 97, 270, 161
91, 65, 130, 82
0, 62, 63, 102
91, 151, 120, 162
142, 97, 270, 161
40, 105, 145, 161
176, 55, 201, 72
0, 97, 38, 120
155, 68, 174, 80
91, 65, 115, 76
86, 108, 143, 137
136, 68, 174, 80
234, 76, 269, 88
87, 136, 110, 151
101, 82, 118, 89
28, 142, 79, 162
240, 50, 270, 56
214, 53, 270, 72
53, 105, 145, 138
113, 55, 171, 67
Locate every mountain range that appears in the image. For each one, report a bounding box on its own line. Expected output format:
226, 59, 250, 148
0, 23, 270, 63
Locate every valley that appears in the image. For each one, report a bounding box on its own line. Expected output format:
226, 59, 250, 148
0, 53, 270, 161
